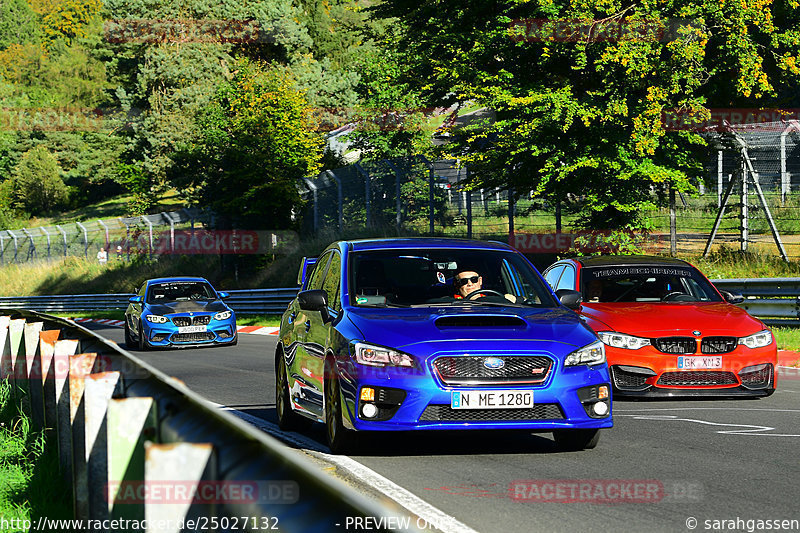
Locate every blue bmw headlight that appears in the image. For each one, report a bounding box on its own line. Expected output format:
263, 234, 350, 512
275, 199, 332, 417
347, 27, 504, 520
214, 310, 232, 321
145, 315, 168, 324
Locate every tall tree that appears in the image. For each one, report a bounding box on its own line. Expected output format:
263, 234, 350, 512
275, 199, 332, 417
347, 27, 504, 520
170, 58, 322, 229
371, 0, 800, 229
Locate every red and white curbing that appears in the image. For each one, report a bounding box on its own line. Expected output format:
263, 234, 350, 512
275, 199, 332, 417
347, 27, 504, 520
68, 317, 279, 336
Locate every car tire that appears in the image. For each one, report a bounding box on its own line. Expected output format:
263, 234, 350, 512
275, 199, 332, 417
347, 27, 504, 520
230, 333, 238, 346
137, 321, 150, 351
324, 358, 356, 454
275, 350, 310, 432
553, 428, 601, 451
124, 319, 135, 349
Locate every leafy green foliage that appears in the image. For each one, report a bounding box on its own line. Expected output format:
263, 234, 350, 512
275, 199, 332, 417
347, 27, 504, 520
170, 58, 322, 228
371, 0, 800, 230
12, 146, 69, 214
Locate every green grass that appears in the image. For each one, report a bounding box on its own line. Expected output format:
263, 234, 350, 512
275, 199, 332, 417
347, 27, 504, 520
773, 327, 800, 352
0, 381, 71, 530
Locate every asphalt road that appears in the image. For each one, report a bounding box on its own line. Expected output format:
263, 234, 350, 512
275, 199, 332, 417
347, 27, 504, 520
88, 324, 800, 533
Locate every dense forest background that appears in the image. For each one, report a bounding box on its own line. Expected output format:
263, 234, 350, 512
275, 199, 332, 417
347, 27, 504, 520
2, 0, 800, 233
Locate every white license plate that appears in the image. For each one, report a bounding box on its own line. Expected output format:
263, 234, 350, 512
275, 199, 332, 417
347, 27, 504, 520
451, 390, 533, 410
177, 325, 207, 334
677, 356, 723, 369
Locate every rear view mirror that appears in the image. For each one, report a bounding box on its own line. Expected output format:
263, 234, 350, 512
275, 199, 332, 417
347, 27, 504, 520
298, 289, 331, 322
556, 289, 583, 310
720, 290, 744, 305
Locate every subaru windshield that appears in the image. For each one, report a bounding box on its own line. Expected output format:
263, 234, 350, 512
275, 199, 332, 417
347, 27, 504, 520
349, 248, 558, 307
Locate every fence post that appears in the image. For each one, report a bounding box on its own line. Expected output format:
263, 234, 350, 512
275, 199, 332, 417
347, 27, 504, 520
140, 216, 154, 257
98, 219, 109, 249
669, 186, 677, 257
76, 222, 89, 258
22, 228, 35, 261
508, 188, 515, 241
57, 225, 68, 257
0, 316, 10, 381
42, 227, 52, 259
85, 372, 122, 520
22, 321, 44, 428
325, 170, 343, 232
11, 231, 18, 263
355, 163, 371, 228
741, 158, 748, 253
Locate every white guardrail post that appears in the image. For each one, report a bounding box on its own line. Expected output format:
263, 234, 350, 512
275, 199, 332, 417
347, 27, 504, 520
0, 310, 417, 532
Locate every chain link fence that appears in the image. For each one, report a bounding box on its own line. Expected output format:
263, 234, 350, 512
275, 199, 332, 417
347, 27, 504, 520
0, 208, 214, 264
300, 127, 800, 259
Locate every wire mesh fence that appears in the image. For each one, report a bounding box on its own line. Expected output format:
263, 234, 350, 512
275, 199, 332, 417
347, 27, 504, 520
299, 136, 800, 259
0, 208, 214, 264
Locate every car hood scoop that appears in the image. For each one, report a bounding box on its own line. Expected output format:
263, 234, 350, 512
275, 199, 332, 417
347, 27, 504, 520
435, 315, 527, 328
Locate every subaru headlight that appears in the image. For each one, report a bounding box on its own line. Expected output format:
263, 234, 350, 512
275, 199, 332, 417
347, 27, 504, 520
352, 342, 415, 367
738, 330, 773, 349
565, 340, 606, 366
145, 315, 168, 324
213, 310, 232, 321
598, 331, 651, 350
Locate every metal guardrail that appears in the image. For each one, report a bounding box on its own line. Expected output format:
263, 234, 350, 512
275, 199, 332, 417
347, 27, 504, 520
0, 289, 300, 314
0, 309, 412, 532
711, 278, 800, 327
1, 279, 799, 326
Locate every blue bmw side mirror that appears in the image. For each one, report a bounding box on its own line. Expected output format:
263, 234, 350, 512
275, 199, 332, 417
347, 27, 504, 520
129, 296, 143, 304
218, 291, 230, 299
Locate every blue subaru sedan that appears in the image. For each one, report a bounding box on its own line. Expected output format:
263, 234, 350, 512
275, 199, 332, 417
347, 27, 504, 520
276, 238, 612, 453
124, 277, 237, 350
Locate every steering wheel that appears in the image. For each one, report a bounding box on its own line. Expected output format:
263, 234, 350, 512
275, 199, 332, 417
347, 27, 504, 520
465, 289, 506, 300
662, 291, 693, 302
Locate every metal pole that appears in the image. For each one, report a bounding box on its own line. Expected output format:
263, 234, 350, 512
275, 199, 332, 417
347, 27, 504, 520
41, 227, 51, 259
384, 160, 403, 232
741, 154, 748, 253
781, 126, 788, 205
555, 198, 562, 234
466, 189, 473, 239
669, 186, 677, 257
11, 232, 18, 263
76, 222, 89, 258
508, 188, 515, 241
325, 170, 343, 232
56, 225, 67, 257
22, 228, 35, 261
141, 216, 153, 257
354, 163, 371, 228
97, 219, 109, 249
717, 151, 723, 208
429, 165, 435, 235
0, 232, 5, 264
703, 174, 737, 258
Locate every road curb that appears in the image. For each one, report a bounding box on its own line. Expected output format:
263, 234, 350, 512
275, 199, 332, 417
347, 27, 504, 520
68, 317, 279, 336
778, 350, 800, 367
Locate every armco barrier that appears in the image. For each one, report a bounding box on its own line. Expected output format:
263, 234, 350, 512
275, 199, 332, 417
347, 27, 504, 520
0, 288, 299, 314
711, 278, 800, 327
0, 310, 414, 532
1, 279, 799, 325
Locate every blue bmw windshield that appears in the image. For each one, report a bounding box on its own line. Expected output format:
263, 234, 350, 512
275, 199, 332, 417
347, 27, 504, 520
349, 248, 557, 307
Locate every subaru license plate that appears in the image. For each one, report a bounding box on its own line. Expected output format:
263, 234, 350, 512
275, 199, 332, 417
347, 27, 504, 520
451, 390, 533, 409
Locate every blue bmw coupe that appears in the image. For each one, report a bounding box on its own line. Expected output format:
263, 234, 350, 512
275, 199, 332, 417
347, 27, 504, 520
276, 238, 612, 453
125, 277, 237, 350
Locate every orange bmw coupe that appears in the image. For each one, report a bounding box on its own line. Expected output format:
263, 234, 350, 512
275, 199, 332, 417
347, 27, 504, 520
543, 256, 777, 398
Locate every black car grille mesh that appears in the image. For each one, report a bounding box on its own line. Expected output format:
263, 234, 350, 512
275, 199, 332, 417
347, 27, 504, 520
657, 371, 738, 387
170, 332, 215, 343
171, 315, 211, 327
433, 356, 552, 386
700, 337, 737, 354
612, 367, 649, 389
740, 365, 773, 388
419, 404, 564, 422
652, 337, 697, 354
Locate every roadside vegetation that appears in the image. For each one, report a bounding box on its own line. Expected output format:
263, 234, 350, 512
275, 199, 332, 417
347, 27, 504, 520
0, 381, 71, 530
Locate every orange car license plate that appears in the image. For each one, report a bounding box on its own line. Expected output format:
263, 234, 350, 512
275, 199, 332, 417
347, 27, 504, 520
677, 356, 722, 370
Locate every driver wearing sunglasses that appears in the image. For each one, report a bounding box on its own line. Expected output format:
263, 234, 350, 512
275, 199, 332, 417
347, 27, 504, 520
453, 269, 520, 303
454, 270, 484, 299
